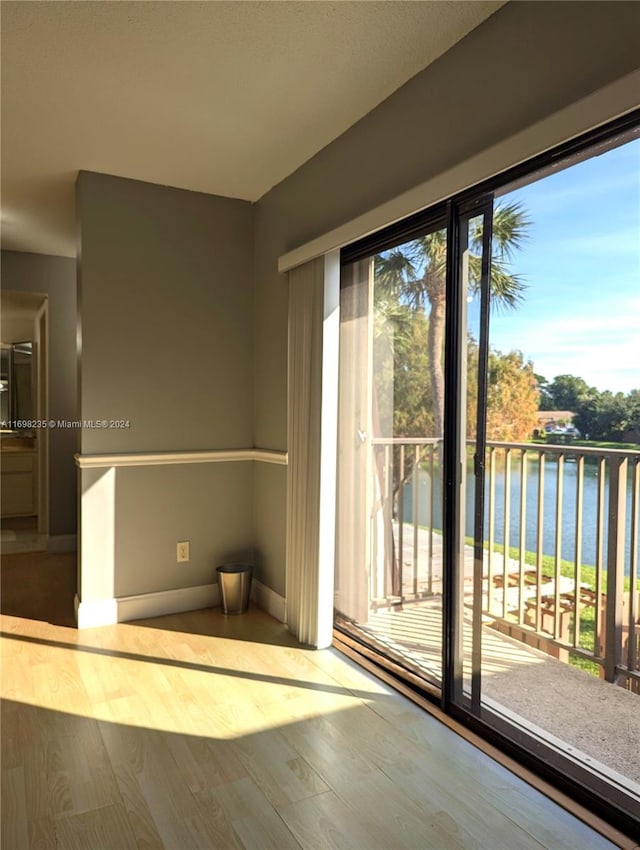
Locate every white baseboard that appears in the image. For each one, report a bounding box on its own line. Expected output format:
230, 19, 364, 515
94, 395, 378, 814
117, 583, 220, 623
48, 534, 77, 553
251, 579, 286, 623
74, 580, 286, 627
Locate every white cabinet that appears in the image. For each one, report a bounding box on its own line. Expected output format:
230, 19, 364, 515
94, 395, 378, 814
1, 451, 37, 516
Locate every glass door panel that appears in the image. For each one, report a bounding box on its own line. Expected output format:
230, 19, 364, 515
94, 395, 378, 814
456, 139, 640, 820
335, 222, 448, 691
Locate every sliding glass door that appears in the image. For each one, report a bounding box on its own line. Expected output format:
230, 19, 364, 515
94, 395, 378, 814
334, 114, 640, 834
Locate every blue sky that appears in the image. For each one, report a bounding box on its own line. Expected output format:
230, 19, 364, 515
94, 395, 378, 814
487, 137, 640, 394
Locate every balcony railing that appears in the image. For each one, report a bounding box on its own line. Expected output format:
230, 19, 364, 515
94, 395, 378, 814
369, 437, 640, 691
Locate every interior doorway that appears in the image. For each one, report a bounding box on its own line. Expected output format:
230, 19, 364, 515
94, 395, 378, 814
0, 291, 75, 626
1, 290, 49, 554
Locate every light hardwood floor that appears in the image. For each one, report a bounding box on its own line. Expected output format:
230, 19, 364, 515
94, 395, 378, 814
0, 606, 630, 849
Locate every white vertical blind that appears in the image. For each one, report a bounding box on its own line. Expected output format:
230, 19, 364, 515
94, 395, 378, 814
334, 259, 374, 625
285, 254, 339, 648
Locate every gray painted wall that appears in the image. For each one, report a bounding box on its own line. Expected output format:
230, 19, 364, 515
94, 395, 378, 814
77, 171, 254, 454
1, 250, 77, 535
114, 463, 253, 598
76, 173, 255, 601
252, 1, 640, 593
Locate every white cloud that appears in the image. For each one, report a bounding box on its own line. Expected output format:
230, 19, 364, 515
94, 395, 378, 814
490, 297, 640, 392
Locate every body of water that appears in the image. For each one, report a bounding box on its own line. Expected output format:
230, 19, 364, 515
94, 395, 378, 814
403, 455, 639, 575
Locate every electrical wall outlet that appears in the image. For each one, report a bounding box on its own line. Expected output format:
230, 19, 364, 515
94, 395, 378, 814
177, 541, 190, 562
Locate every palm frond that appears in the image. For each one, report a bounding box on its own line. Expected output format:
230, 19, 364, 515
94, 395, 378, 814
469, 200, 531, 259
375, 249, 417, 287
488, 270, 527, 312
491, 200, 531, 260
467, 255, 526, 312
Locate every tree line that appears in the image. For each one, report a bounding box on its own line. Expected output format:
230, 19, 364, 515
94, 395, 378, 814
537, 374, 640, 443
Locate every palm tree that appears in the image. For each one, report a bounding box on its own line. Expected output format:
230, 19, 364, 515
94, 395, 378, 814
374, 201, 530, 439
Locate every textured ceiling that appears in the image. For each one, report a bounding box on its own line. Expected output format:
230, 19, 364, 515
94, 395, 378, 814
1, 1, 504, 258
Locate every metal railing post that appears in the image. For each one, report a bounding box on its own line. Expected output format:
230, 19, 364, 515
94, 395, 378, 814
502, 448, 511, 621
595, 456, 606, 659
398, 444, 405, 603
487, 446, 496, 615
554, 453, 564, 640
628, 460, 639, 680
604, 457, 627, 684
535, 451, 545, 633
518, 449, 528, 624
412, 445, 419, 598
